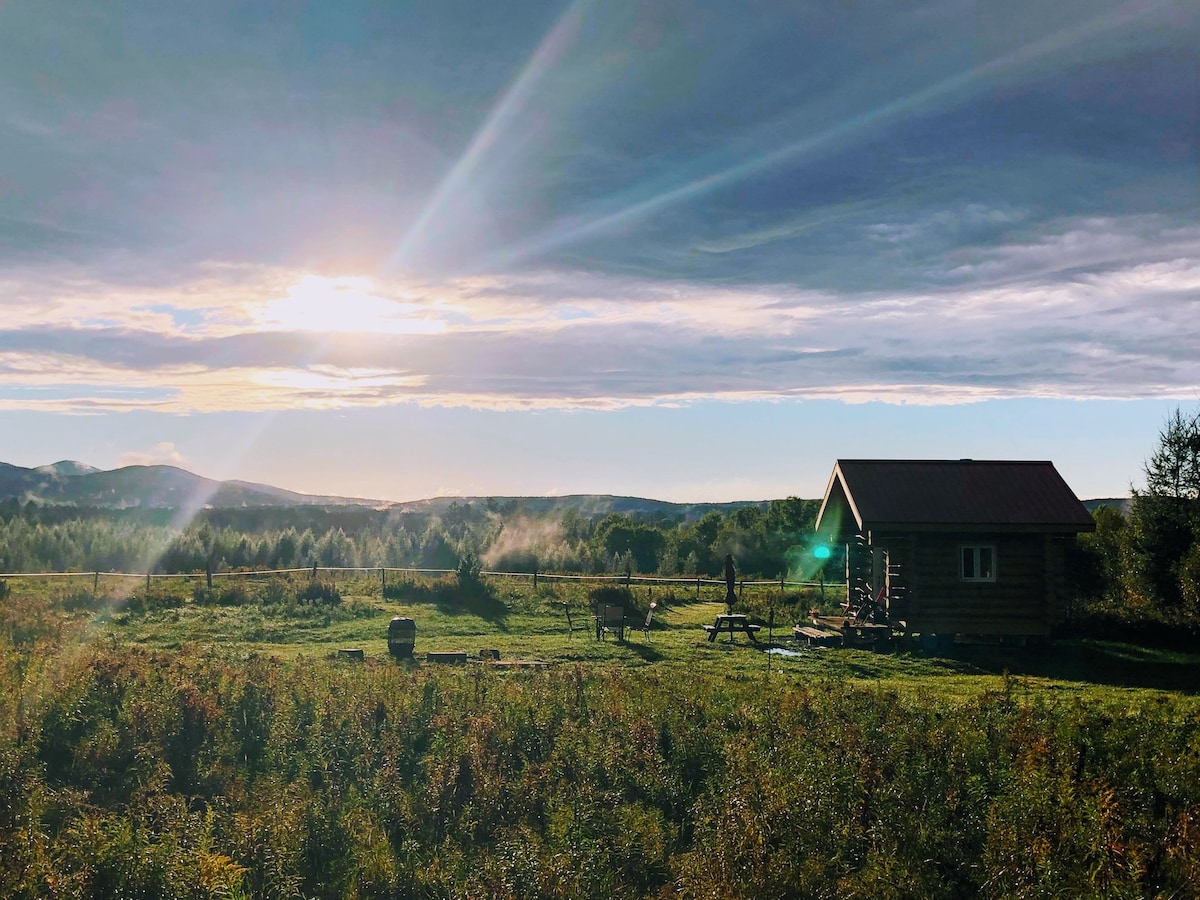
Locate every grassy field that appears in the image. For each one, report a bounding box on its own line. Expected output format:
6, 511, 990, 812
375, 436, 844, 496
4, 572, 1200, 897
65, 571, 1199, 704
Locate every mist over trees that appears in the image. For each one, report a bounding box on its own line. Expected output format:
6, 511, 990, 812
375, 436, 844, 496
0, 496, 822, 581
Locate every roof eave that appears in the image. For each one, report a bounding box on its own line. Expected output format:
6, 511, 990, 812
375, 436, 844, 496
861, 521, 1096, 535
814, 461, 864, 534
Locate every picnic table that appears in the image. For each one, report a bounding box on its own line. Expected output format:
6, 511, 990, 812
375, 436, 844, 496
703, 613, 762, 643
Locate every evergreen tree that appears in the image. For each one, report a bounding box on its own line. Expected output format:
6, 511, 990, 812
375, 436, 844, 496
1129, 406, 1200, 610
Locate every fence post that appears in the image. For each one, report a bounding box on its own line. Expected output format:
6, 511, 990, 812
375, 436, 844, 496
93, 571, 99, 592
206, 564, 213, 589
533, 569, 538, 589
312, 562, 317, 580
696, 576, 701, 600
380, 567, 386, 591
146, 571, 151, 592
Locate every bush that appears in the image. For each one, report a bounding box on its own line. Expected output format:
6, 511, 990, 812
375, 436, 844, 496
588, 585, 633, 609
192, 581, 255, 607
298, 579, 341, 605
456, 552, 483, 590
122, 587, 184, 614
61, 589, 101, 612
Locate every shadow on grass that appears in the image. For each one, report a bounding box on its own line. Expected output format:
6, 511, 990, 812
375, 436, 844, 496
621, 640, 664, 662
384, 579, 511, 629
934, 640, 1200, 693
435, 588, 511, 630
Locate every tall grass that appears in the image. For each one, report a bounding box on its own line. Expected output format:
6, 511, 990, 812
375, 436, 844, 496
3, 639, 1200, 898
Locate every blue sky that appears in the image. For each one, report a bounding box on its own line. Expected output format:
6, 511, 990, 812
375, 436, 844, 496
1, 0, 1197, 501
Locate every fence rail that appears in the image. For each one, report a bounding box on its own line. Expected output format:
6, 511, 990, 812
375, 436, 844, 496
0, 565, 837, 591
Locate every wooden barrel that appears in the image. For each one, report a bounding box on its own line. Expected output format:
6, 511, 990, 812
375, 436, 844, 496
388, 617, 415, 659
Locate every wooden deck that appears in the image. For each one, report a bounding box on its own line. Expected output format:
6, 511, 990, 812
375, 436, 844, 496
807, 616, 893, 648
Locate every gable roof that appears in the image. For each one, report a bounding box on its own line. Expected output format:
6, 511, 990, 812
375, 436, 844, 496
815, 459, 1096, 536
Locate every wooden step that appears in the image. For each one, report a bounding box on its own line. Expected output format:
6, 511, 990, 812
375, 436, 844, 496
793, 625, 841, 647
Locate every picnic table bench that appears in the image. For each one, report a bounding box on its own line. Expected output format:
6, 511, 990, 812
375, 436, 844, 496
704, 614, 762, 643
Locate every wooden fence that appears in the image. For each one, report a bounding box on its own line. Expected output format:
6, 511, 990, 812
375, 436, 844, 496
0, 565, 837, 598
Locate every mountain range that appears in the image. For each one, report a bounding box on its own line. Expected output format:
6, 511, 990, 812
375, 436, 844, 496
0, 460, 383, 511
1, 460, 1128, 520
0, 460, 766, 520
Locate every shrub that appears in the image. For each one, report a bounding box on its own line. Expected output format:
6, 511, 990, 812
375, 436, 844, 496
456, 552, 483, 590
61, 589, 101, 612
588, 585, 633, 612
298, 579, 341, 605
122, 587, 184, 614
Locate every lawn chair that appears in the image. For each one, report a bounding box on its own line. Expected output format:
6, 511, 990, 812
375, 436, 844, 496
557, 601, 588, 639
641, 601, 657, 640
596, 603, 626, 641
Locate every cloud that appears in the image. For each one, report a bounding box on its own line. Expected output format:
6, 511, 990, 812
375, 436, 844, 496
0, 210, 1197, 413
942, 217, 1200, 286
0, 0, 1196, 421
118, 442, 187, 468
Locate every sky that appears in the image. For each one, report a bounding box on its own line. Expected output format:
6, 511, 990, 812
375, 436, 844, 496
0, 0, 1197, 503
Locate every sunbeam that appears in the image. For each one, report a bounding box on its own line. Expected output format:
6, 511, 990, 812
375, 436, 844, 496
385, 0, 594, 274
118, 415, 282, 592
481, 0, 1178, 272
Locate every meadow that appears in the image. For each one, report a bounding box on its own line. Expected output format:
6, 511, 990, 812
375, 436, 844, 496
3, 571, 1200, 898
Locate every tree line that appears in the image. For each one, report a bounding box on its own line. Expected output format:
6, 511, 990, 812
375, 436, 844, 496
0, 495, 824, 580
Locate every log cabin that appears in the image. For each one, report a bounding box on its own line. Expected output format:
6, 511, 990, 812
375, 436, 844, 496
814, 459, 1095, 638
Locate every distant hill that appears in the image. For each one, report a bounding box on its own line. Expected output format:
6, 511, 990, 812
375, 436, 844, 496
383, 494, 768, 522
0, 460, 770, 519
0, 461, 385, 510
1, 458, 1131, 526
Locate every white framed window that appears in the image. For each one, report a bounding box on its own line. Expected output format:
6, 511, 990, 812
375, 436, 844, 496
960, 544, 996, 582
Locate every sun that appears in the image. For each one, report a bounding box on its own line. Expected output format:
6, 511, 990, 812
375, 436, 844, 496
255, 275, 445, 335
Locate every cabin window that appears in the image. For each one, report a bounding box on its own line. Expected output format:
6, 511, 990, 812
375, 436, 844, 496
960, 545, 996, 582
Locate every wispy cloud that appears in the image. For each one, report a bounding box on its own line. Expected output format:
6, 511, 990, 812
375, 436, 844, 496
118, 441, 187, 467
0, 211, 1197, 412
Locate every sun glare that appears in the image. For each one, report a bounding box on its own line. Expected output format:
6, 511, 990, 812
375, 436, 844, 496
256, 275, 445, 335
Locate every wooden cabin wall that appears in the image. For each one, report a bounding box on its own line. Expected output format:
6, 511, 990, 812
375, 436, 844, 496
878, 532, 1067, 636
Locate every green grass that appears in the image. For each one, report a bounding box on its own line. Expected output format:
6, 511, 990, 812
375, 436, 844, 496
13, 571, 1188, 708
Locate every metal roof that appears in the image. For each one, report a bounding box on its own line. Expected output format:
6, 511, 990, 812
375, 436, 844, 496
815, 459, 1096, 535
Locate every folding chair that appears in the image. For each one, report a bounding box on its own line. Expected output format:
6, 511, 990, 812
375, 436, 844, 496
557, 601, 587, 638
597, 603, 626, 641
641, 601, 657, 639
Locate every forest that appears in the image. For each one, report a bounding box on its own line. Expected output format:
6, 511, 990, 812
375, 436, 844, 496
0, 494, 822, 582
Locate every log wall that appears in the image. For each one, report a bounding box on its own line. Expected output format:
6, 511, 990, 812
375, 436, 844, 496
874, 531, 1069, 636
